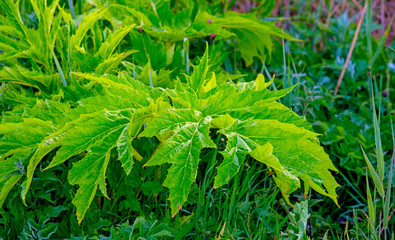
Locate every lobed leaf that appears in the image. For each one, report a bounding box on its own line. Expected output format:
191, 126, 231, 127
142, 109, 216, 216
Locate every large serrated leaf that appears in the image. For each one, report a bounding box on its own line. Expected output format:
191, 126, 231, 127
14, 82, 158, 222
71, 8, 107, 48
137, 52, 339, 215
187, 43, 209, 93
18, 109, 131, 223
142, 109, 215, 216
214, 131, 255, 188
0, 117, 55, 208
217, 118, 339, 204
216, 11, 299, 65
67, 131, 114, 223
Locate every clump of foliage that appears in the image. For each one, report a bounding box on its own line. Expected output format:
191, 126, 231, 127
0, 0, 340, 238
281, 200, 310, 240
257, 0, 394, 238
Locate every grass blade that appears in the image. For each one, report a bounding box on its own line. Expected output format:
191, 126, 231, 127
370, 80, 384, 181
68, 0, 76, 19
352, 208, 360, 239
183, 38, 189, 75
369, 18, 393, 67
366, 172, 375, 225
383, 118, 394, 229
323, 230, 329, 240
51, 50, 67, 87
365, 0, 372, 59
359, 142, 384, 198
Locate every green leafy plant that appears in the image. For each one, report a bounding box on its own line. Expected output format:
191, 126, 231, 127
0, 0, 342, 237
282, 200, 310, 240
1, 45, 339, 223
114, 216, 174, 240
19, 206, 67, 240
96, 0, 298, 66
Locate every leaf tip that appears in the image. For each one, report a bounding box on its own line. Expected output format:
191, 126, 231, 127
76, 213, 84, 225
21, 198, 28, 207
171, 204, 182, 217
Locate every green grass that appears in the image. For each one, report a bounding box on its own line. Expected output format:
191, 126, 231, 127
267, 0, 395, 239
